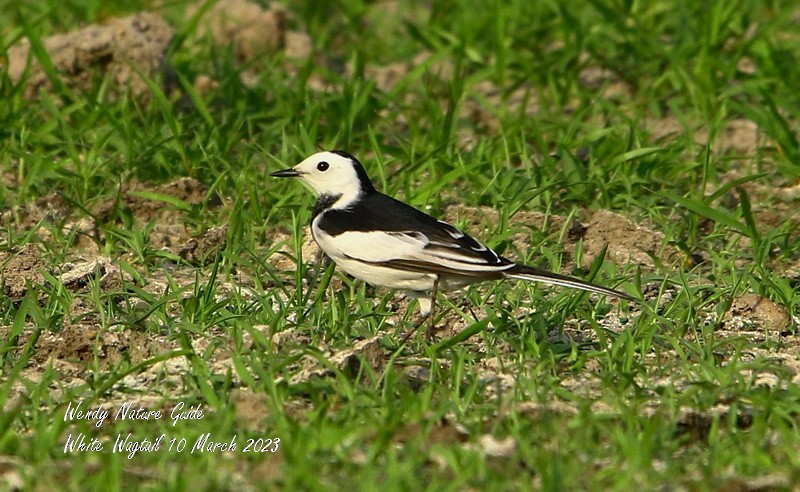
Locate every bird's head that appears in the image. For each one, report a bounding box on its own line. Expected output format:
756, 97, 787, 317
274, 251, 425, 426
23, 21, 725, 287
271, 150, 376, 207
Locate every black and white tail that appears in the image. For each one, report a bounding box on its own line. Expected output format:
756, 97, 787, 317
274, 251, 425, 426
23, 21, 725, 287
504, 264, 636, 302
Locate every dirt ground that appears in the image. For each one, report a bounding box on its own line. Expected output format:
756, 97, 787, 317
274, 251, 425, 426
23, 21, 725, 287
2, 171, 797, 429
1, 1, 799, 475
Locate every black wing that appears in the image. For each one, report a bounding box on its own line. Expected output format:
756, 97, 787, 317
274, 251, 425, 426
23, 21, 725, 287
317, 192, 513, 268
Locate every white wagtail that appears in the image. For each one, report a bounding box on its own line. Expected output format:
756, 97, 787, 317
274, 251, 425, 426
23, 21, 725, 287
272, 150, 635, 338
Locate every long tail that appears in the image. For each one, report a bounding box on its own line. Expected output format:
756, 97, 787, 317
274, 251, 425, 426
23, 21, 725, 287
504, 264, 636, 302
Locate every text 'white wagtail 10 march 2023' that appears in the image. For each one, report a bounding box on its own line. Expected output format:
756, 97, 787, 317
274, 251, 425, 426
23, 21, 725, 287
271, 150, 637, 342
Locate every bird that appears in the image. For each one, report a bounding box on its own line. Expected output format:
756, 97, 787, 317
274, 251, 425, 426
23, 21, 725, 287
271, 150, 635, 340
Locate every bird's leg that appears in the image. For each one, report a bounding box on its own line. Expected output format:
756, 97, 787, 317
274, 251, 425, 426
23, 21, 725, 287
399, 304, 426, 345
313, 247, 330, 272
425, 276, 439, 342
400, 276, 439, 345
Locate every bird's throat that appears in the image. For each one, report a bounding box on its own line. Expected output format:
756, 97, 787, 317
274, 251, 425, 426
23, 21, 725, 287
313, 193, 344, 218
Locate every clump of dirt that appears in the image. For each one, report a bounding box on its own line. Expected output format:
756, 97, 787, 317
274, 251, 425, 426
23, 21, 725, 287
95, 176, 211, 222
279, 335, 386, 386
444, 203, 671, 271
33, 324, 100, 365
443, 204, 500, 236
0, 243, 46, 299
271, 228, 322, 272
2, 177, 218, 257
582, 210, 682, 268
32, 324, 169, 367
722, 294, 792, 332
697, 118, 761, 156
267, 326, 312, 350
188, 0, 313, 90
91, 176, 219, 258
675, 405, 754, 443
0, 193, 70, 231
458, 80, 541, 149
284, 31, 313, 60
189, 0, 287, 63
5, 12, 174, 100
714, 170, 800, 237
644, 116, 763, 156
358, 55, 540, 148
443, 205, 569, 253
358, 51, 457, 94
57, 256, 131, 291
177, 225, 229, 265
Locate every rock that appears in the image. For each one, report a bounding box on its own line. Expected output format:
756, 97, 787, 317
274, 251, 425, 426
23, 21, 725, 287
582, 210, 681, 268
58, 257, 112, 290
5, 12, 174, 99
284, 31, 313, 60
178, 225, 229, 265
191, 0, 286, 63
723, 293, 792, 332
284, 336, 385, 385
0, 243, 46, 299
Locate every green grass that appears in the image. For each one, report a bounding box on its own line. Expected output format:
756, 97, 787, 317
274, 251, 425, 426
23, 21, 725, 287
1, 0, 800, 490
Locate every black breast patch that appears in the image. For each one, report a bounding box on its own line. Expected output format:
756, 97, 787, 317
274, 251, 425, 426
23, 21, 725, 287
313, 193, 342, 219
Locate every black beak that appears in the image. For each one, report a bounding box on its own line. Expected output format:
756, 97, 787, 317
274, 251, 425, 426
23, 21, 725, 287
270, 168, 302, 178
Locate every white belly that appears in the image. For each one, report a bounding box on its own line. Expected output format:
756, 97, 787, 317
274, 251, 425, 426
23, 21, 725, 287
311, 215, 477, 293
311, 218, 435, 291
333, 255, 437, 291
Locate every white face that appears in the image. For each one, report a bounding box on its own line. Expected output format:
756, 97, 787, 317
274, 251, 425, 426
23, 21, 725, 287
291, 151, 363, 200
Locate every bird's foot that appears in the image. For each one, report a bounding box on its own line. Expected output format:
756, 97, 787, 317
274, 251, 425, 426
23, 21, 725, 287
400, 281, 440, 345
399, 315, 438, 345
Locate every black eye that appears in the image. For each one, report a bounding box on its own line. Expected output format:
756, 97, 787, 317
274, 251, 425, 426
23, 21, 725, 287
317, 161, 329, 171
